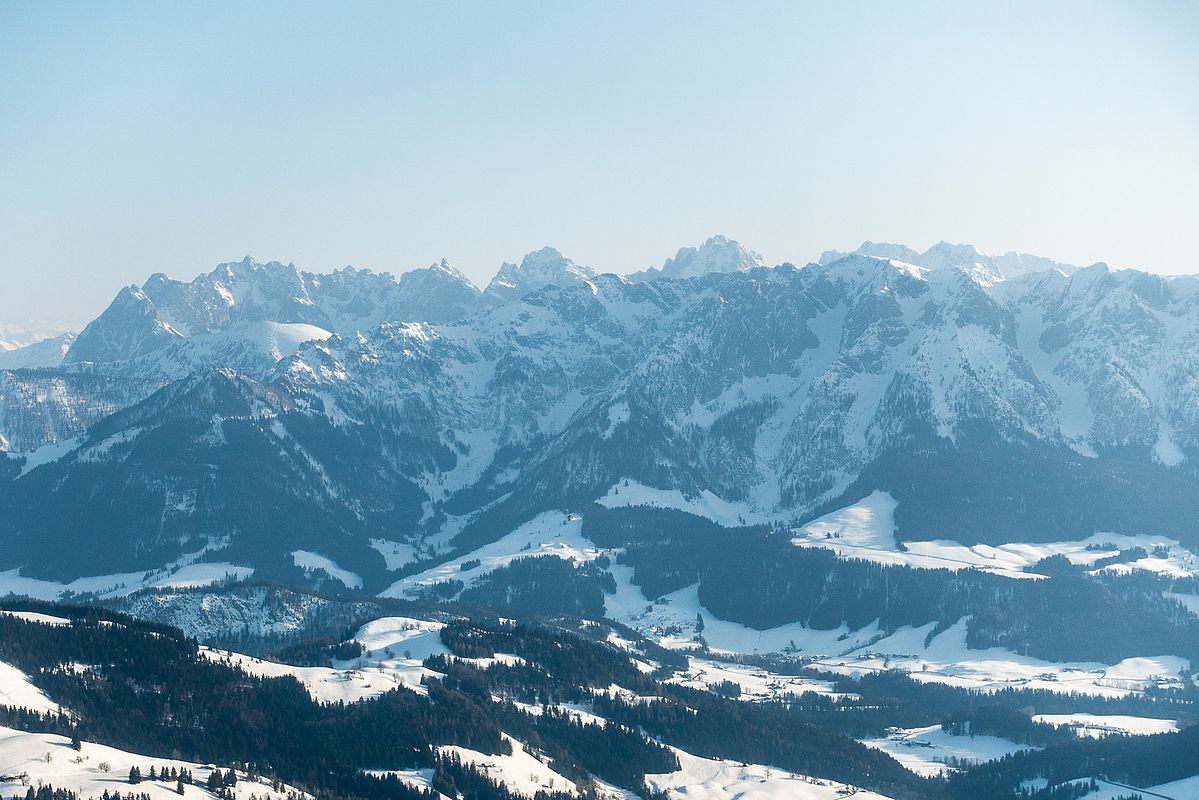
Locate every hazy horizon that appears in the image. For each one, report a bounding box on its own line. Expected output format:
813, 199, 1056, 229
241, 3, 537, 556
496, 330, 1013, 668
2, 0, 1197, 329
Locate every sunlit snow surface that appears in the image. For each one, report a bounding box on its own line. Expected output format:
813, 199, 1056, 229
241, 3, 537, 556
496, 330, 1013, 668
645, 747, 894, 800
0, 661, 62, 714
791, 491, 1199, 580
371, 733, 641, 800
290, 550, 363, 589
1032, 713, 1180, 738
382, 511, 602, 598
597, 480, 784, 526
438, 735, 579, 798
1074, 774, 1199, 800
0, 610, 70, 626
0, 726, 308, 800
201, 616, 451, 702
861, 725, 1034, 777
666, 657, 850, 702
805, 619, 1188, 698
0, 563, 255, 601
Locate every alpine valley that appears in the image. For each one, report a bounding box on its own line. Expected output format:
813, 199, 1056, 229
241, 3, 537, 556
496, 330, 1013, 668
2, 237, 1197, 800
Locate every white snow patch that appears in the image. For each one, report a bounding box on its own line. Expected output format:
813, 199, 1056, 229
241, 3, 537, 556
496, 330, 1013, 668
17, 437, 80, 476
291, 551, 363, 589
0, 563, 254, 602
0, 725, 308, 800
1154, 427, 1186, 466
369, 539, 419, 571
667, 657, 849, 703
511, 700, 610, 729
201, 616, 455, 703
201, 642, 441, 703
809, 618, 1190, 698
346, 616, 450, 663
1074, 774, 1199, 800
0, 610, 70, 626
382, 512, 601, 598
792, 492, 1199, 580
646, 746, 894, 800
362, 768, 450, 800
0, 662, 61, 714
437, 735, 577, 798
861, 724, 1034, 777
597, 481, 764, 526
603, 402, 629, 439
603, 563, 883, 655
1032, 713, 1179, 738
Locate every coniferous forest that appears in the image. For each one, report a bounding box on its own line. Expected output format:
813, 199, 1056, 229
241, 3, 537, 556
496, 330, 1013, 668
0, 596, 1195, 800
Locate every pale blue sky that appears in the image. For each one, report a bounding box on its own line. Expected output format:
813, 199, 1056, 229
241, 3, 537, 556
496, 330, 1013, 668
2, 1, 1197, 328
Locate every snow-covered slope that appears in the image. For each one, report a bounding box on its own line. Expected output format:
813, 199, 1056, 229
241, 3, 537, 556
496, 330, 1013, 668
0, 727, 308, 800
646, 747, 894, 800
0, 660, 61, 714
0, 333, 77, 370
860, 725, 1033, 778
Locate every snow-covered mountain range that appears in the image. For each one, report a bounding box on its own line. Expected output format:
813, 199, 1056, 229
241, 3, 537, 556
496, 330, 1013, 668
3, 237, 1198, 583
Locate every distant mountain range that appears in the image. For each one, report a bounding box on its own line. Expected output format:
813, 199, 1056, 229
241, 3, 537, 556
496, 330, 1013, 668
2, 236, 1197, 587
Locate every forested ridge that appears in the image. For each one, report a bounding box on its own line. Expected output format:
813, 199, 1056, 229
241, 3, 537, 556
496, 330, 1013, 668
1, 596, 1194, 800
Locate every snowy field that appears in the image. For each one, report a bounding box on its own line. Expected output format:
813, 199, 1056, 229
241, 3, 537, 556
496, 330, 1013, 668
645, 747, 894, 800
0, 610, 70, 626
201, 646, 439, 702
202, 616, 452, 702
0, 562, 255, 601
596, 480, 786, 527
363, 767, 451, 800
291, 550, 363, 589
791, 492, 1199, 580
1072, 774, 1199, 800
860, 724, 1034, 777
805, 619, 1189, 698
201, 615, 529, 704
437, 734, 578, 797
666, 657, 850, 703
0, 660, 62, 714
382, 511, 603, 598
1032, 713, 1180, 738
0, 726, 308, 800
372, 732, 639, 800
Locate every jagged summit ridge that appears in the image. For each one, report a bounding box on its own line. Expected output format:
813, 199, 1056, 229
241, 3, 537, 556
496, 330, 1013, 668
480, 246, 596, 306
629, 235, 764, 282
819, 240, 1079, 279
64, 255, 481, 365
660, 234, 764, 278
